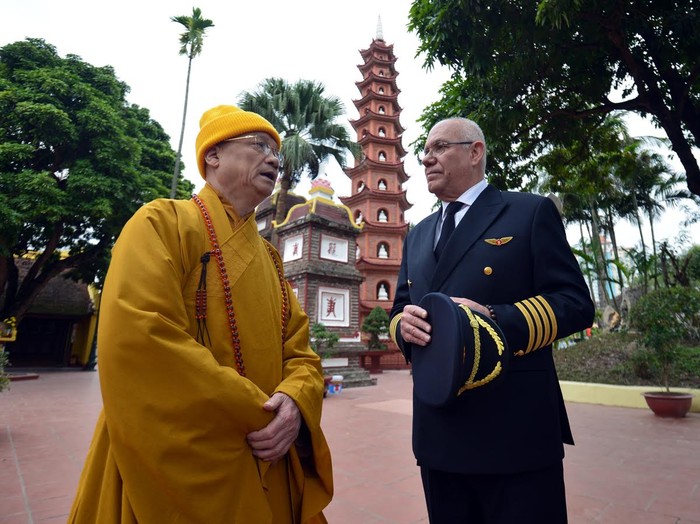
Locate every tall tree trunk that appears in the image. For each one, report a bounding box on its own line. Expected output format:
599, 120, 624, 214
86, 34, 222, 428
170, 56, 194, 199
604, 210, 621, 311
631, 194, 648, 294
271, 172, 293, 249
579, 222, 596, 303
588, 203, 611, 309
645, 204, 660, 290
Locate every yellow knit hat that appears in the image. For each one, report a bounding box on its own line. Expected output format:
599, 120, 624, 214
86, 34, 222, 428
195, 105, 281, 178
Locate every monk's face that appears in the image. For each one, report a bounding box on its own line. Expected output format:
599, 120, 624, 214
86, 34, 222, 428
204, 132, 281, 216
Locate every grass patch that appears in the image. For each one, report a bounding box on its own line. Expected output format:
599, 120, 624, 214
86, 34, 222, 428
553, 332, 700, 389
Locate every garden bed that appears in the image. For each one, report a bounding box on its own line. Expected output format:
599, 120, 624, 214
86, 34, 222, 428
553, 332, 700, 389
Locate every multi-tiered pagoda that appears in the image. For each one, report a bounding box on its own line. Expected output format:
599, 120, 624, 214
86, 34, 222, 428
339, 20, 412, 330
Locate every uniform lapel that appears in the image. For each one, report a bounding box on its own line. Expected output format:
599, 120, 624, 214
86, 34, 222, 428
431, 185, 506, 291
410, 210, 440, 299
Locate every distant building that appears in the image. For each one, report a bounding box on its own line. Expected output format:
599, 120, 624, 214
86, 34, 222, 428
274, 179, 364, 351
3, 256, 97, 367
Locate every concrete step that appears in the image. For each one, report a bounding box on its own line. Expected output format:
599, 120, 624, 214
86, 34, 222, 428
323, 364, 377, 389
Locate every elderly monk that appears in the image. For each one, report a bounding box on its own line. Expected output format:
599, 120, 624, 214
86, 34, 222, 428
69, 105, 333, 524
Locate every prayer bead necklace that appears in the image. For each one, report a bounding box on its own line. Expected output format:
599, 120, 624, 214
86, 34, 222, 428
192, 195, 289, 376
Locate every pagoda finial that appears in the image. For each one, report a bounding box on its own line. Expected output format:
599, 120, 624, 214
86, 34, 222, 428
376, 15, 384, 41
309, 177, 334, 199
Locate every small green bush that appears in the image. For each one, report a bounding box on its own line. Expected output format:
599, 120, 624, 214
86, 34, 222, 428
553, 332, 700, 389
629, 347, 657, 381
310, 323, 339, 358
0, 349, 10, 393
361, 306, 390, 351
629, 286, 700, 391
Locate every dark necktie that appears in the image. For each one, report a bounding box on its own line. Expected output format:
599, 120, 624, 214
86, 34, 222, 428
434, 201, 464, 260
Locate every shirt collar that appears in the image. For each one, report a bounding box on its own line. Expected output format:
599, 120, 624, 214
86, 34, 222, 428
441, 178, 488, 212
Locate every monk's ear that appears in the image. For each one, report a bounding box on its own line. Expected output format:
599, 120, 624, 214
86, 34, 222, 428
204, 146, 220, 169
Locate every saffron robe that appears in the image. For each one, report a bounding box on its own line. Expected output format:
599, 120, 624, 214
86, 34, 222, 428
69, 184, 333, 523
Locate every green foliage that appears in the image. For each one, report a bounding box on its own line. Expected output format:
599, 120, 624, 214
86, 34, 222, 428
685, 245, 700, 285
407, 0, 700, 196
0, 349, 9, 393
659, 242, 700, 288
361, 306, 390, 351
310, 322, 339, 358
628, 347, 659, 382
554, 332, 641, 386
537, 115, 690, 301
621, 247, 660, 290
554, 331, 700, 388
629, 287, 700, 391
0, 38, 193, 321
171, 7, 214, 59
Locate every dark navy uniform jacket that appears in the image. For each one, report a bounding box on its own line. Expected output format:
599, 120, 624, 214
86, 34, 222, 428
390, 184, 595, 475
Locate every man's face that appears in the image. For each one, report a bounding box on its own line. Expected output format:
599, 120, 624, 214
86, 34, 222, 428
206, 133, 281, 215
421, 120, 482, 201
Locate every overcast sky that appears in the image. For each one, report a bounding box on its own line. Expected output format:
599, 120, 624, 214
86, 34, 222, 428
2, 0, 698, 248
2, 0, 451, 221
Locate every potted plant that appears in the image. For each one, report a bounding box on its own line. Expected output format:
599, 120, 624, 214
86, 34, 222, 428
629, 286, 700, 417
310, 322, 340, 397
359, 306, 390, 373
0, 348, 10, 393
0, 316, 17, 393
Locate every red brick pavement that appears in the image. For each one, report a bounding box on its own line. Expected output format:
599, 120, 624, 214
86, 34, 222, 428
1, 370, 699, 523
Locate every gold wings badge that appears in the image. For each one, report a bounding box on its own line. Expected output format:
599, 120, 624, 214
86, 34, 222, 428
484, 237, 513, 246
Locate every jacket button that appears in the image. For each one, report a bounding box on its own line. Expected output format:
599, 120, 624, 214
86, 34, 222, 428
483, 266, 493, 275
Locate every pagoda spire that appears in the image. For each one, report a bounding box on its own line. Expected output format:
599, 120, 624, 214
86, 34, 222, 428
376, 15, 384, 41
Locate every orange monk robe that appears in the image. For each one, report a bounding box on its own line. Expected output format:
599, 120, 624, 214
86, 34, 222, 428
69, 184, 332, 524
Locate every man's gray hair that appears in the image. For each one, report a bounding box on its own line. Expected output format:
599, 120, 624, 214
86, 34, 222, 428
442, 117, 487, 171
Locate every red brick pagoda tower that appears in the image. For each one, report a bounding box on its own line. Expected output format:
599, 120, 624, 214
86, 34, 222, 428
339, 20, 411, 330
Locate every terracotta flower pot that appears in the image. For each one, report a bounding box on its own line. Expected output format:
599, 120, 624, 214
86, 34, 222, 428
642, 392, 694, 418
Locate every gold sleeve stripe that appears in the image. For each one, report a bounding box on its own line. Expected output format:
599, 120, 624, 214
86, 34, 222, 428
389, 313, 402, 345
514, 301, 535, 355
516, 296, 560, 354
528, 298, 551, 351
519, 299, 542, 353
534, 295, 558, 346
528, 299, 547, 352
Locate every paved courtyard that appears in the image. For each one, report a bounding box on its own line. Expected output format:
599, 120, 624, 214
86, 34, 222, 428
1, 369, 699, 523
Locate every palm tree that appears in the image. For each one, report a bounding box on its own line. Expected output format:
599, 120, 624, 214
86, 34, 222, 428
238, 78, 360, 240
538, 117, 629, 309
617, 138, 686, 291
169, 7, 214, 198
